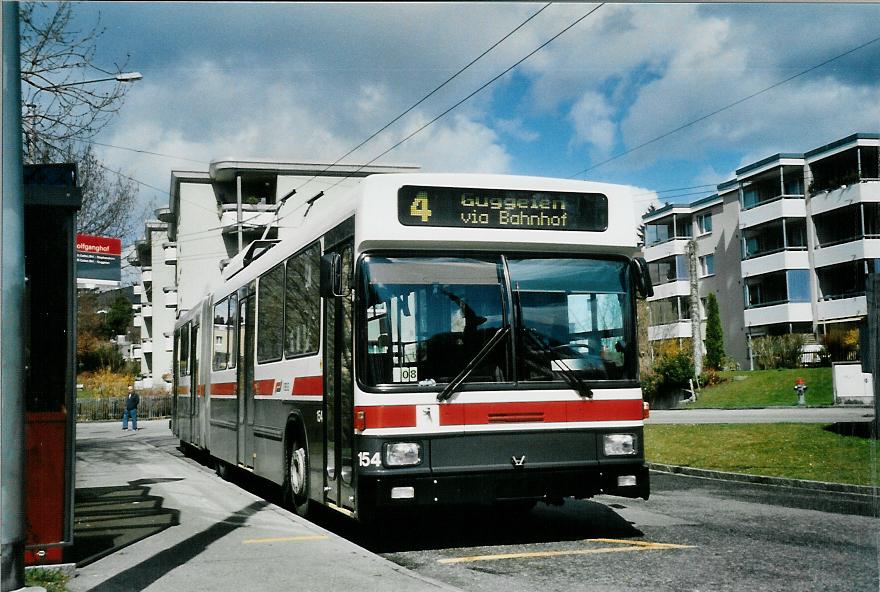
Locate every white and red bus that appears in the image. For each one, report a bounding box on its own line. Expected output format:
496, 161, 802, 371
173, 173, 653, 520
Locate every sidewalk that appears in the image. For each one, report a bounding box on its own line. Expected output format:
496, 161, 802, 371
67, 420, 459, 592
646, 406, 875, 424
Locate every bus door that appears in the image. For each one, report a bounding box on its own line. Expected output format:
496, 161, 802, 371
323, 240, 355, 511
189, 322, 199, 446
237, 287, 256, 469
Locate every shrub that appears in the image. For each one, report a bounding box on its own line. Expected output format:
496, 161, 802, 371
698, 368, 727, 388
642, 349, 695, 407
751, 334, 806, 370
822, 328, 860, 362
78, 369, 135, 398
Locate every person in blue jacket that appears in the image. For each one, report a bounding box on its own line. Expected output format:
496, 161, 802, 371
122, 384, 140, 431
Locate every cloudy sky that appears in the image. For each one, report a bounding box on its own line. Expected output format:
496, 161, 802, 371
55, 2, 880, 235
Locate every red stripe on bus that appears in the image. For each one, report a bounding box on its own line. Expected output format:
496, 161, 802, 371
440, 399, 643, 426
293, 376, 323, 397
211, 382, 236, 397
254, 379, 276, 396
355, 406, 417, 429
177, 386, 190, 395
197, 384, 206, 397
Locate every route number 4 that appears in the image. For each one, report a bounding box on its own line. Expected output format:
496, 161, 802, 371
358, 451, 381, 467
409, 193, 432, 223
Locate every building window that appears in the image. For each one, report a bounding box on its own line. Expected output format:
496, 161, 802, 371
699, 254, 715, 277
285, 243, 321, 357
257, 263, 285, 363
696, 213, 712, 235
786, 269, 810, 303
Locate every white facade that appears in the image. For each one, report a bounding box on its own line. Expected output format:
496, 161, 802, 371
128, 220, 176, 391
643, 132, 879, 369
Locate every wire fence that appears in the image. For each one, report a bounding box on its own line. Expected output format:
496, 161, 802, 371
76, 396, 173, 422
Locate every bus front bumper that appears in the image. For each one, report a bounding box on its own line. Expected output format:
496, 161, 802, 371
359, 463, 649, 509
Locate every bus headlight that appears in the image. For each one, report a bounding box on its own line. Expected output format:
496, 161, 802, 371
384, 442, 422, 466
603, 434, 636, 456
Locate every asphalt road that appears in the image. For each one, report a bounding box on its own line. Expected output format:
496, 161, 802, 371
341, 473, 878, 592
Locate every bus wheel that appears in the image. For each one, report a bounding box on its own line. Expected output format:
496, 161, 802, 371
216, 459, 230, 480
284, 431, 310, 516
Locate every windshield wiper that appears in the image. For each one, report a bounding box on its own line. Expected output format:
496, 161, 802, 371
521, 328, 593, 398
437, 325, 511, 402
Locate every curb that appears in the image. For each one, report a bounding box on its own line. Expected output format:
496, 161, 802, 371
648, 463, 878, 496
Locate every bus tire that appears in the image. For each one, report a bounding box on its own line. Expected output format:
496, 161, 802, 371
284, 425, 310, 517
216, 459, 231, 480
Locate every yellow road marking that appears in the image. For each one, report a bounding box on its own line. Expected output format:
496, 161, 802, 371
243, 534, 329, 544
437, 539, 695, 564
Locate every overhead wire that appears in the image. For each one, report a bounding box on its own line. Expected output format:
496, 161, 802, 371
276, 2, 606, 227
289, 2, 553, 196
570, 33, 880, 178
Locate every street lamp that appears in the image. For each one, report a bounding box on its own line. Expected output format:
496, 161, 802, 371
25, 71, 143, 158
45, 71, 143, 90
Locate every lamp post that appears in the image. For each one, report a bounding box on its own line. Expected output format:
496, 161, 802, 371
25, 71, 143, 160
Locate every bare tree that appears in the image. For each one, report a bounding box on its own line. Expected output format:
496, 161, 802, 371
19, 1, 132, 162
20, 1, 144, 239
67, 144, 141, 238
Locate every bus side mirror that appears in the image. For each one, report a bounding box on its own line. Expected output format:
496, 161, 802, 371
631, 257, 654, 299
320, 253, 344, 298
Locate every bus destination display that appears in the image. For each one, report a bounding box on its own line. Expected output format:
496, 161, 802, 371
398, 185, 608, 231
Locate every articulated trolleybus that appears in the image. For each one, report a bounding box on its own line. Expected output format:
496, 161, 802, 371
173, 173, 653, 520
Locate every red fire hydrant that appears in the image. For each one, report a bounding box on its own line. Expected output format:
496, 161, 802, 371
794, 377, 807, 407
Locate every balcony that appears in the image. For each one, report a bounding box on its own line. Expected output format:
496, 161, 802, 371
142, 267, 152, 284
644, 238, 689, 262
164, 332, 174, 352
817, 295, 868, 323
744, 269, 810, 312
163, 242, 177, 265
141, 339, 153, 354
808, 142, 878, 196
816, 260, 870, 310
744, 302, 813, 328
219, 203, 277, 235
142, 304, 153, 318
133, 314, 143, 329
132, 284, 143, 296
741, 250, 810, 279
739, 197, 805, 229
810, 181, 880, 217
648, 321, 694, 341
163, 287, 178, 309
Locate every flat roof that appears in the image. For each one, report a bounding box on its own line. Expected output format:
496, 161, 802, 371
207, 159, 420, 182
804, 132, 880, 160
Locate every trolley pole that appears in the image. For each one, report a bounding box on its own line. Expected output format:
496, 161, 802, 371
1, 3, 28, 590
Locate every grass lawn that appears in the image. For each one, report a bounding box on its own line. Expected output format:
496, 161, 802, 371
26, 568, 69, 592
646, 423, 878, 486
686, 367, 833, 408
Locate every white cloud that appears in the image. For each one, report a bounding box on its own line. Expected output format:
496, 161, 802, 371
78, 2, 880, 234
569, 91, 616, 154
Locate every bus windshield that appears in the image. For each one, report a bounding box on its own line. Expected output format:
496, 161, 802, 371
360, 255, 635, 389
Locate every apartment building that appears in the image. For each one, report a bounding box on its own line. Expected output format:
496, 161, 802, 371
643, 132, 879, 369
129, 219, 175, 389
129, 159, 417, 388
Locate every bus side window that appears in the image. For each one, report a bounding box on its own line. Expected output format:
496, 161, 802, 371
179, 322, 190, 376
213, 297, 230, 370
285, 243, 321, 357
257, 263, 285, 363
